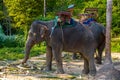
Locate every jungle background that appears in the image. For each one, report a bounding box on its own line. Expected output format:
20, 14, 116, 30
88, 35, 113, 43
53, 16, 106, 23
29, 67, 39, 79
0, 0, 120, 80
0, 0, 120, 65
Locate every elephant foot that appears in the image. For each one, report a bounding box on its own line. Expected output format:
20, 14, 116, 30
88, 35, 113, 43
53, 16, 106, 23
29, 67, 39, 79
96, 61, 102, 64
56, 69, 64, 74
82, 69, 89, 74
21, 60, 27, 65
45, 67, 52, 71
17, 63, 31, 69
72, 55, 77, 60
95, 58, 102, 64
95, 57, 102, 64
89, 70, 96, 76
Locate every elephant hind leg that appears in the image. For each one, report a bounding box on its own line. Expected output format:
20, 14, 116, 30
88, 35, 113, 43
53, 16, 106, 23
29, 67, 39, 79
82, 51, 96, 76
96, 42, 105, 64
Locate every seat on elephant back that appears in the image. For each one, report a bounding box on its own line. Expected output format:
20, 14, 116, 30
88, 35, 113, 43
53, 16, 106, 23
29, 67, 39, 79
56, 11, 75, 27
57, 11, 71, 21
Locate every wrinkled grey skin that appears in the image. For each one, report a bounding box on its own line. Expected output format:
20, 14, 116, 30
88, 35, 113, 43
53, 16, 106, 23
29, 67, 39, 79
72, 22, 105, 64
22, 20, 97, 75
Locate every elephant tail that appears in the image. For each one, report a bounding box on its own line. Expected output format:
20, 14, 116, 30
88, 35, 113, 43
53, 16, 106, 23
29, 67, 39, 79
102, 27, 106, 37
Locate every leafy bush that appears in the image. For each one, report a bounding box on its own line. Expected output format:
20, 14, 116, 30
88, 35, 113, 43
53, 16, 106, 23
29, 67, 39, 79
0, 34, 5, 47
0, 45, 46, 60
0, 47, 24, 60
3, 35, 16, 47
0, 34, 25, 48
15, 35, 25, 47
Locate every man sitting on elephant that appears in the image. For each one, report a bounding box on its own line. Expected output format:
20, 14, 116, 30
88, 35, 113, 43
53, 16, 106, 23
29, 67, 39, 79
56, 4, 75, 26
57, 11, 72, 26
79, 13, 96, 26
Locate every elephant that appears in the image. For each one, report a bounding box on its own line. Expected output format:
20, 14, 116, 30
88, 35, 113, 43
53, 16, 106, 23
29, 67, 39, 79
72, 22, 106, 64
22, 20, 97, 76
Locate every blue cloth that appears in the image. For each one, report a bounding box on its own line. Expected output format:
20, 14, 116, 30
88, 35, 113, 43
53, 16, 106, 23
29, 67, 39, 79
70, 18, 74, 24
83, 18, 95, 25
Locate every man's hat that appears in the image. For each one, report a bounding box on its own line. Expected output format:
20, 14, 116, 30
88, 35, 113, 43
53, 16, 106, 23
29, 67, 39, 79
68, 4, 74, 9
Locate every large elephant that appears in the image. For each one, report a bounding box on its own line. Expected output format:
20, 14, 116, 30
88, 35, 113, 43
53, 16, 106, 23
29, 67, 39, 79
22, 20, 97, 76
72, 22, 105, 64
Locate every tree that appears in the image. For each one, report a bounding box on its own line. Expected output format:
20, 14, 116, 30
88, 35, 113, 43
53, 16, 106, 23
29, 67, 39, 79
105, 0, 112, 64
44, 0, 46, 18
4, 0, 43, 35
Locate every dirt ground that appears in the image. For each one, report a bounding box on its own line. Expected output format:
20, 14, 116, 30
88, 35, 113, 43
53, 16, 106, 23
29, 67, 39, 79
0, 52, 120, 80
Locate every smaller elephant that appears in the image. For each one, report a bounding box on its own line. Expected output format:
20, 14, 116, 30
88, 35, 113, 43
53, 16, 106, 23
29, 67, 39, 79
72, 22, 105, 64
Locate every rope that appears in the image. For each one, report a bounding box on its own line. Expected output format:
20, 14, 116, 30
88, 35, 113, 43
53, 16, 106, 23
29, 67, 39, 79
50, 16, 58, 38
50, 16, 64, 43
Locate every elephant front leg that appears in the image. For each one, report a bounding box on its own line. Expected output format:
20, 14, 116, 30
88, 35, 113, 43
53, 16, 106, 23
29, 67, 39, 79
52, 48, 64, 74
45, 46, 53, 71
22, 39, 34, 64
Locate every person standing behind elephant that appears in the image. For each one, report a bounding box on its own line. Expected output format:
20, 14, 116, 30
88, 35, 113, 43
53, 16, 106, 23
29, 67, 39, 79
66, 4, 75, 24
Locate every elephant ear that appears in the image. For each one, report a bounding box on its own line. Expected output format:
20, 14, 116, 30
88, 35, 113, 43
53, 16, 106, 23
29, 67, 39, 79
40, 25, 48, 38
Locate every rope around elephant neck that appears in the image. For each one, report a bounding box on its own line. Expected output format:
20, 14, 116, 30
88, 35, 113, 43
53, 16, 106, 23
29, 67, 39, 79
50, 16, 58, 38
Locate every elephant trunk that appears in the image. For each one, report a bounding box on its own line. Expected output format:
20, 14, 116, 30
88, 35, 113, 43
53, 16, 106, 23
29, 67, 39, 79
22, 39, 34, 64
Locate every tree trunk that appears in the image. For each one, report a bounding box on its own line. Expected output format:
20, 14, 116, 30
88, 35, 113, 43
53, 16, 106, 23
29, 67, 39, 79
44, 0, 46, 18
104, 0, 112, 64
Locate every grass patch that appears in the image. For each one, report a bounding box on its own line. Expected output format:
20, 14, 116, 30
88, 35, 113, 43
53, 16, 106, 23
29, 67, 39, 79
0, 43, 46, 60
111, 37, 120, 52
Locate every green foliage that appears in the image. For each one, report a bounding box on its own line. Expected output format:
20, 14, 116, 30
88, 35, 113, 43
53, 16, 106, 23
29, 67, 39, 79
15, 35, 25, 47
0, 24, 25, 47
0, 45, 46, 60
0, 0, 119, 55
0, 11, 4, 20
0, 1, 4, 20
0, 35, 25, 48
2, 35, 16, 47
0, 24, 4, 34
4, 0, 44, 35
111, 38, 120, 52
0, 47, 24, 60
2, 0, 120, 37
112, 0, 120, 37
